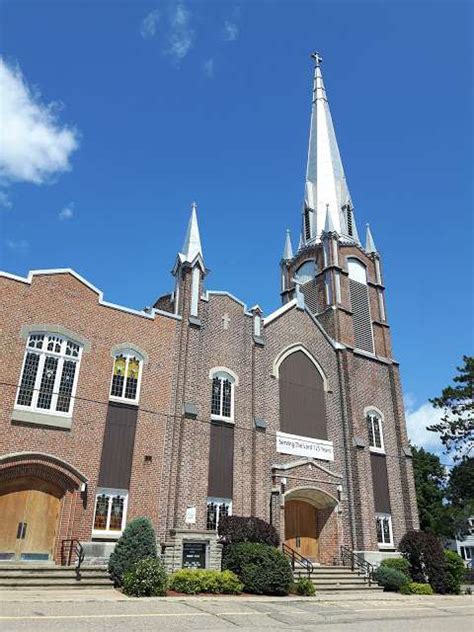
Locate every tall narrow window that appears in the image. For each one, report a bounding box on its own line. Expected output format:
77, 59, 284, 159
367, 410, 384, 452
210, 372, 235, 421
206, 498, 232, 531
110, 351, 143, 404
348, 258, 374, 353
93, 488, 128, 538
16, 333, 82, 415
376, 513, 393, 547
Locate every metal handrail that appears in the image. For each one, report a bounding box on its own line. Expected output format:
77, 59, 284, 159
61, 539, 85, 579
282, 543, 314, 577
340, 545, 374, 586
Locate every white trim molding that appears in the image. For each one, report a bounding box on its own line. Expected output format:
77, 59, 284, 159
208, 366, 239, 386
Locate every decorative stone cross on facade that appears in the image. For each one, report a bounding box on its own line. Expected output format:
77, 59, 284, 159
222, 313, 230, 330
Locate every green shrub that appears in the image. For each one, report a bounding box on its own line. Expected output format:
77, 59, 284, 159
218, 515, 280, 547
399, 530, 448, 594
108, 517, 157, 584
168, 569, 243, 594
294, 577, 316, 596
444, 550, 465, 594
380, 557, 411, 577
122, 558, 167, 597
373, 566, 410, 592
223, 542, 293, 595
400, 582, 433, 595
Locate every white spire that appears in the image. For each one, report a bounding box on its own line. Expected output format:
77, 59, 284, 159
303, 53, 358, 243
282, 229, 293, 260
365, 223, 378, 254
181, 201, 203, 263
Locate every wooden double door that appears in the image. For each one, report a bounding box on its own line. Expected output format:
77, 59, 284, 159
284, 499, 319, 560
0, 477, 61, 561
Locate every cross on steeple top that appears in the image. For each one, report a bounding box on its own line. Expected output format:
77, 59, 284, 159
311, 51, 323, 67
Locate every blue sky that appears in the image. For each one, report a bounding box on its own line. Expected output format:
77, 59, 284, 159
0, 1, 472, 458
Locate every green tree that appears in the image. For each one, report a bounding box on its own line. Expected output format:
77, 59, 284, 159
412, 447, 450, 536
447, 457, 474, 537
428, 356, 474, 461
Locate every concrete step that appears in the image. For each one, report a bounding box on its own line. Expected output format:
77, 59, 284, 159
0, 578, 113, 587
315, 584, 383, 591
0, 563, 114, 590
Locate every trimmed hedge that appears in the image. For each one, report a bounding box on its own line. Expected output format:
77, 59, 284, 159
380, 557, 411, 577
169, 569, 243, 594
444, 550, 465, 595
108, 517, 157, 583
400, 582, 433, 595
223, 542, 293, 595
294, 577, 316, 596
373, 566, 410, 592
399, 531, 448, 594
122, 558, 167, 597
218, 515, 280, 547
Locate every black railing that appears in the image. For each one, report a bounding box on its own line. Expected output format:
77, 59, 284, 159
340, 545, 374, 586
61, 539, 85, 579
282, 543, 314, 577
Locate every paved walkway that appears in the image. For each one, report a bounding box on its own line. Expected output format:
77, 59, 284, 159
0, 589, 472, 631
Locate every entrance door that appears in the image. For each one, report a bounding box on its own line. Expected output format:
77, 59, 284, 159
0, 477, 61, 561
284, 499, 318, 560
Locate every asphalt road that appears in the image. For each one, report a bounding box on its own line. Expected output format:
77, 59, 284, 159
0, 591, 472, 631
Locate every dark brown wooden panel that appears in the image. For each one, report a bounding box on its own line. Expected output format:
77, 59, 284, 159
370, 452, 391, 513
279, 351, 327, 439
98, 403, 138, 489
208, 422, 234, 499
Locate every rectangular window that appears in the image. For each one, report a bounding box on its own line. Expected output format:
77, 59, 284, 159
367, 413, 384, 452
92, 488, 128, 538
206, 498, 232, 531
376, 513, 393, 547
15, 333, 82, 416
110, 353, 142, 404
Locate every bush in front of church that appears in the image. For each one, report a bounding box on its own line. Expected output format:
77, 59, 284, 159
108, 517, 158, 584
373, 565, 410, 592
222, 542, 293, 595
122, 558, 168, 597
218, 515, 280, 547
379, 557, 411, 577
168, 569, 243, 594
399, 530, 448, 594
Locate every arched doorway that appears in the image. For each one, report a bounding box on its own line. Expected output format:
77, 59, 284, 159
0, 477, 62, 561
284, 487, 338, 563
0, 453, 88, 563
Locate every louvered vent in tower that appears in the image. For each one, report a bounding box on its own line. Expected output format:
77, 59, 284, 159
304, 207, 312, 241
349, 279, 374, 353
301, 279, 319, 315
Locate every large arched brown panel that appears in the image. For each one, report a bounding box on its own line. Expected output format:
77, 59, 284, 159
279, 351, 327, 439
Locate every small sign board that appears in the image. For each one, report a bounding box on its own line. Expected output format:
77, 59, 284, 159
182, 542, 206, 569
276, 431, 334, 461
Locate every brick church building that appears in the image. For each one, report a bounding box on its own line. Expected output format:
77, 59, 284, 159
0, 56, 418, 570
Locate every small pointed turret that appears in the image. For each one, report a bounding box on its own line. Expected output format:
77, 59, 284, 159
302, 53, 359, 244
282, 229, 294, 260
181, 202, 203, 263
323, 204, 337, 235
365, 224, 378, 254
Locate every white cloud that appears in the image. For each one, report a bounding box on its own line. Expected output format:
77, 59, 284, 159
58, 202, 74, 220
0, 191, 12, 210
0, 57, 79, 185
405, 400, 446, 456
223, 20, 239, 41
6, 239, 29, 253
203, 58, 215, 79
165, 4, 194, 62
140, 9, 160, 39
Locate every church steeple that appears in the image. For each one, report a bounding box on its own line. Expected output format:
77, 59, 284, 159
181, 201, 203, 263
282, 229, 293, 261
302, 53, 359, 245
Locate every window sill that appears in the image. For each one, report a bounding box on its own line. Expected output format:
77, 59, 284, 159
11, 408, 72, 430
377, 544, 395, 550
369, 447, 386, 455
92, 530, 123, 540
108, 396, 139, 407
210, 415, 235, 425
